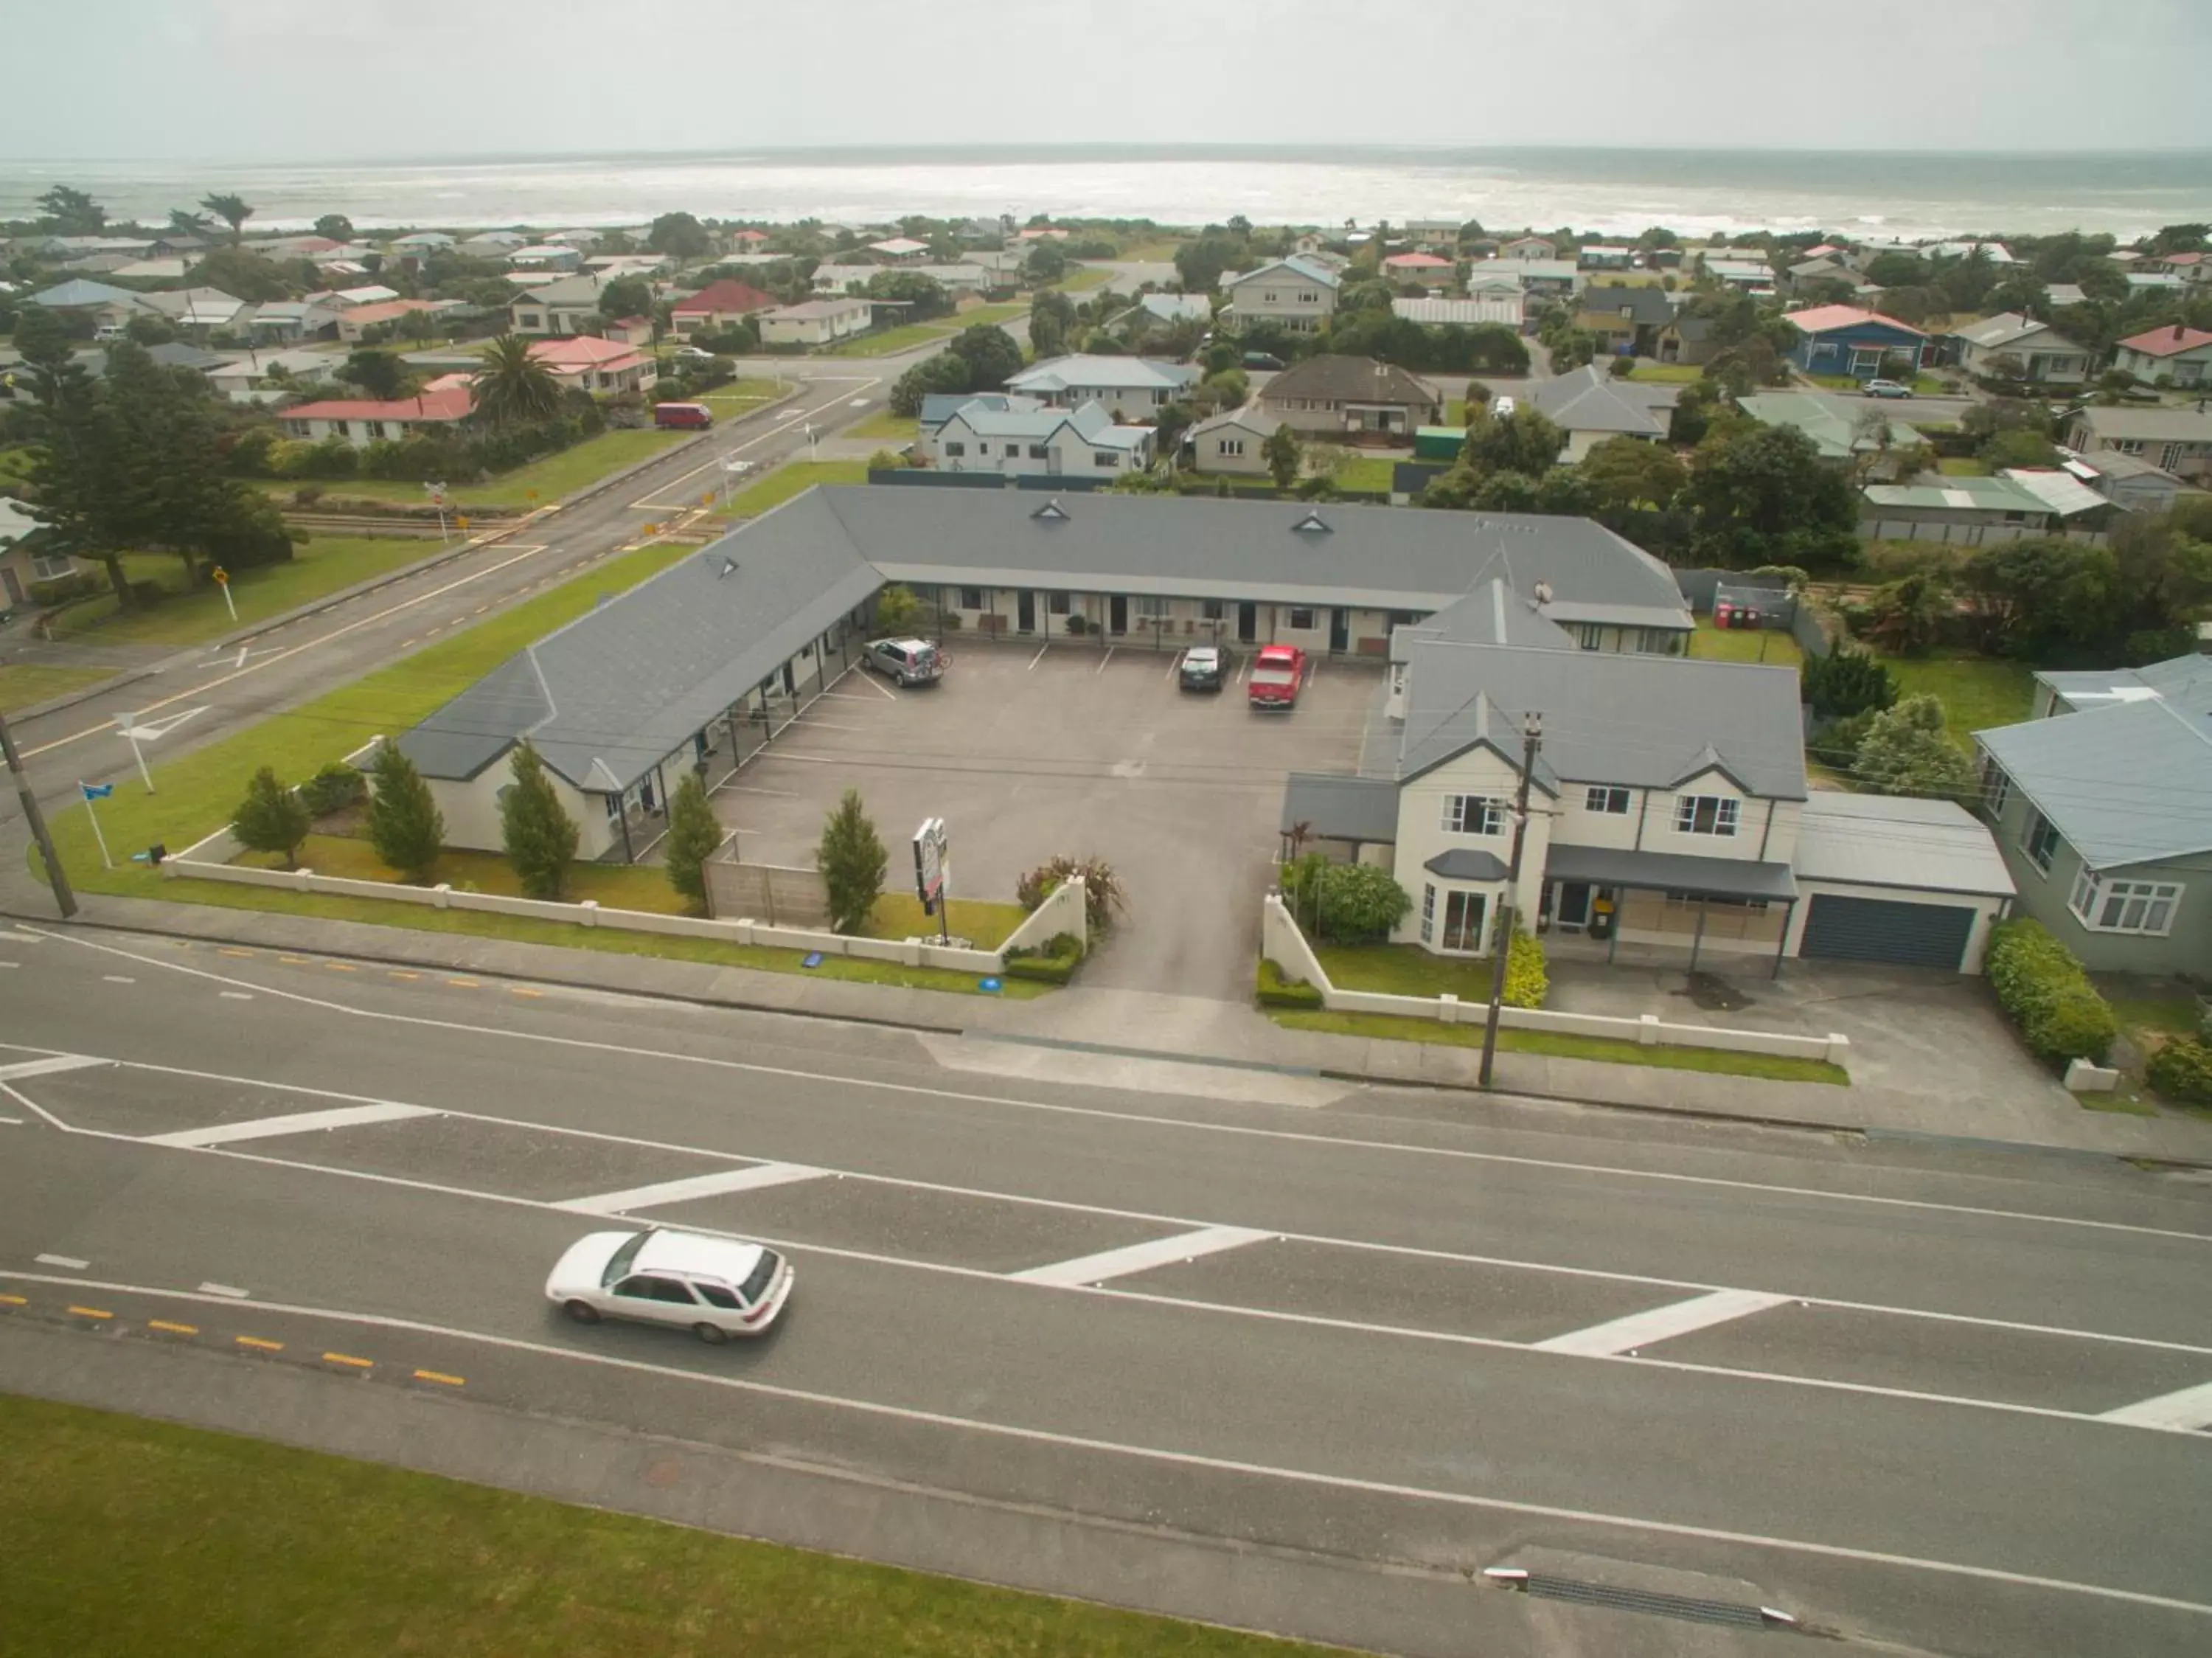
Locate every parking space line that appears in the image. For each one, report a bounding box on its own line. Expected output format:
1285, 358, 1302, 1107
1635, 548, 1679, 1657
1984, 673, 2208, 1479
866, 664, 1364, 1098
1533, 1289, 1792, 1356
1011, 1225, 1272, 1288
1028, 643, 1049, 670
142, 1101, 437, 1149
0, 1056, 108, 1083
854, 670, 897, 701
554, 1161, 826, 1215
1096, 648, 1115, 674
2098, 1379, 2212, 1431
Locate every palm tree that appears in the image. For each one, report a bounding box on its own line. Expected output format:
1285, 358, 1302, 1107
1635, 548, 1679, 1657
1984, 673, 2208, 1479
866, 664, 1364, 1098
167, 207, 209, 238
201, 192, 254, 244
472, 334, 563, 427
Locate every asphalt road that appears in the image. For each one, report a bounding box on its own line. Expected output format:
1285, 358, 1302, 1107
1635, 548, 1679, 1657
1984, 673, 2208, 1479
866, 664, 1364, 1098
3, 922, 2208, 1657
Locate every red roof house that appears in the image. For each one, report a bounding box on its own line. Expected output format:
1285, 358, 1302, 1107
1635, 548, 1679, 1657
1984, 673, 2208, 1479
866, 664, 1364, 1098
2113, 322, 2212, 386
671, 280, 779, 332
279, 387, 473, 447
527, 336, 658, 395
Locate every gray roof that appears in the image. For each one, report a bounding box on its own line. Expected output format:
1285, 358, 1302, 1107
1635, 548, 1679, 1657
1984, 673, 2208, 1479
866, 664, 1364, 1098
1977, 683, 2212, 869
1281, 773, 1399, 844
1224, 255, 1342, 292
1007, 355, 1199, 395
2032, 652, 2212, 713
1793, 792, 2014, 898
2068, 406, 2212, 443
1186, 404, 1281, 439
1393, 295, 1523, 327
1137, 293, 1211, 324
1258, 354, 1440, 409
28, 278, 151, 311
939, 398, 1147, 451
1574, 285, 1675, 327
1950, 311, 2074, 352
512, 274, 607, 308
398, 493, 882, 791
1736, 392, 1919, 459
1543, 843, 1798, 901
1389, 579, 1573, 661
1394, 640, 1808, 801
1526, 362, 1676, 438
919, 391, 1039, 430
1423, 847, 1510, 880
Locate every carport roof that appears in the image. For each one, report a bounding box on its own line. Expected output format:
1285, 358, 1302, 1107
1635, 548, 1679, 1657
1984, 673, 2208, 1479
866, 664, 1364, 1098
1792, 793, 2015, 898
1543, 843, 1798, 902
1281, 773, 1399, 844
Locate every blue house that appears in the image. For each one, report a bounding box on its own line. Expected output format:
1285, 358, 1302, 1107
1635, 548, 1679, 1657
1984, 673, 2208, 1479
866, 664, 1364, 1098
1783, 305, 1930, 379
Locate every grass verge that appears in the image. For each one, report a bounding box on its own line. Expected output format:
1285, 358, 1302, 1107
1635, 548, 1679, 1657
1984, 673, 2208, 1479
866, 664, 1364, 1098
950, 302, 1029, 327
1688, 617, 1804, 667
870, 892, 1030, 949
49, 538, 440, 647
847, 409, 920, 443
261, 429, 693, 510
824, 322, 960, 357
1625, 362, 1703, 383
0, 1397, 1329, 1658
1326, 457, 1397, 493
1872, 650, 2034, 751
0, 662, 112, 712
716, 459, 869, 518
1270, 1007, 1850, 1085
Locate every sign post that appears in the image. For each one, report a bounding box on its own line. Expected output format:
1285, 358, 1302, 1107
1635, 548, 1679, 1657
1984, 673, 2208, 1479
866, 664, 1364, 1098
425, 481, 450, 543
80, 781, 114, 868
210, 566, 235, 623
912, 816, 949, 946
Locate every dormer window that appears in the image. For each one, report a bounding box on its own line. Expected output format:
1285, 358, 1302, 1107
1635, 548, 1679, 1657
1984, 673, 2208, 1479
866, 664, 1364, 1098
1292, 510, 1331, 534
1032, 499, 1068, 521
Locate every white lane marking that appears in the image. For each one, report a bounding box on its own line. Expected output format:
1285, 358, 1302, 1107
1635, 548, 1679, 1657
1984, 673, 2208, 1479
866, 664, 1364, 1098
554, 1162, 826, 1215
34, 1254, 88, 1269
142, 1101, 435, 1148
1012, 1225, 1272, 1287
198, 1281, 250, 1298
102, 975, 136, 985
1095, 648, 1115, 674
219, 991, 254, 1001
0, 962, 16, 969
25, 925, 2212, 1248
0, 1117, 23, 1125
0, 1055, 110, 1082
2098, 1380, 2212, 1431
1534, 1290, 1792, 1356
724, 785, 799, 797
1, 1271, 2205, 1620
854, 668, 897, 701
1028, 643, 1048, 670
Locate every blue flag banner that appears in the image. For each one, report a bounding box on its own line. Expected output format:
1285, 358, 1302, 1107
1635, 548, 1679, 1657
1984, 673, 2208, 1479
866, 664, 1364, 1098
80, 783, 114, 800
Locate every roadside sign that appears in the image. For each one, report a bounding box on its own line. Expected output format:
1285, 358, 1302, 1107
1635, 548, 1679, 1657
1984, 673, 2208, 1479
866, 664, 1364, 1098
80, 782, 114, 801
912, 816, 946, 909
456, 516, 469, 531
210, 566, 229, 586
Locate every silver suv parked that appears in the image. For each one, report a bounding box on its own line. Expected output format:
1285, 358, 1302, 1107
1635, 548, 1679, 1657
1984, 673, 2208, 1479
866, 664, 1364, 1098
864, 637, 944, 687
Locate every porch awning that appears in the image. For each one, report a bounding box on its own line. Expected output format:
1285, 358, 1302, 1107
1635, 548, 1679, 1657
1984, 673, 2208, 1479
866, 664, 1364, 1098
1281, 773, 1398, 845
1424, 848, 1509, 881
1543, 843, 1798, 903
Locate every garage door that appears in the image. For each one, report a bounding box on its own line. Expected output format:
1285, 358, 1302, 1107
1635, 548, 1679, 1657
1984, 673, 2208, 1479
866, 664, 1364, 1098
1800, 894, 1976, 969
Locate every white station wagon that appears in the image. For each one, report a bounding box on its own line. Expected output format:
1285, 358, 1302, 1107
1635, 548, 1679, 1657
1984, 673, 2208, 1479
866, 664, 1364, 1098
546, 1227, 793, 1342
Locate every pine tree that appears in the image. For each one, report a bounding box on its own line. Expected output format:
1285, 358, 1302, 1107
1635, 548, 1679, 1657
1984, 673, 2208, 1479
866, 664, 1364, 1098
366, 740, 446, 884
232, 766, 309, 868
500, 742, 579, 899
815, 788, 887, 935
664, 772, 724, 914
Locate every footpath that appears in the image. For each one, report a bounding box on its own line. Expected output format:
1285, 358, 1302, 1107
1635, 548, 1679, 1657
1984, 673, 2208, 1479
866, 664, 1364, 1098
27, 889, 2212, 1167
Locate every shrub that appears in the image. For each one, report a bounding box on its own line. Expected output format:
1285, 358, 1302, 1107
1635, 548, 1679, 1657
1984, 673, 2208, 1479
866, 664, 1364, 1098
817, 788, 887, 934
232, 766, 310, 868
28, 571, 101, 607
1312, 861, 1411, 943
296, 760, 366, 817
2146, 1039, 2212, 1103
1256, 958, 1324, 1008
499, 742, 580, 900
1801, 647, 1896, 720
662, 771, 723, 915
1502, 926, 1548, 1010
1062, 614, 1087, 635
1984, 918, 2116, 1066
1017, 854, 1123, 931
1807, 708, 1877, 770
1004, 932, 1085, 984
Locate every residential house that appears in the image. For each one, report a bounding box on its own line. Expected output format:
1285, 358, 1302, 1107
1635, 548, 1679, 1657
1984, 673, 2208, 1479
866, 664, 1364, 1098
279, 387, 474, 447
602, 315, 655, 347
327, 285, 402, 308
509, 274, 608, 338
1497, 236, 1556, 260
2064, 406, 2212, 483
1577, 245, 1634, 270
1526, 363, 1677, 461
1382, 252, 1455, 282
927, 398, 1153, 479
1649, 311, 1719, 365
0, 497, 76, 608
2112, 324, 2212, 388
1393, 294, 1523, 329
1571, 284, 1675, 356
1254, 354, 1443, 438
1697, 254, 1776, 293
1858, 476, 2056, 544
671, 279, 781, 333
206, 348, 340, 403
2045, 282, 2089, 308
254, 235, 345, 260
757, 298, 874, 346
390, 232, 456, 252
1975, 651, 2212, 974
1005, 355, 1200, 416
1220, 256, 1342, 333
2065, 449, 2190, 515
1186, 406, 1282, 475
61, 252, 143, 275
729, 229, 771, 251
509, 245, 583, 274
585, 254, 672, 281
917, 392, 1041, 437
1947, 312, 2091, 384
1999, 468, 2126, 533
2125, 271, 2188, 298
1782, 304, 1931, 378
1785, 254, 1851, 293
1132, 292, 1212, 327
336, 298, 456, 344
241, 300, 341, 344
1736, 391, 1921, 471
867, 237, 931, 264
140, 286, 247, 334
1477, 257, 1582, 296
813, 263, 992, 299
1402, 221, 1464, 253
528, 336, 658, 396
26, 278, 155, 331
1928, 240, 2017, 266
109, 257, 187, 282
460, 230, 528, 257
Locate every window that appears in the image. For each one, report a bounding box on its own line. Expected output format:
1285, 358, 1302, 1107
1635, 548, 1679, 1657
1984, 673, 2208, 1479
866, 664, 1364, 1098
2070, 871, 2182, 936
1287, 608, 1315, 630
1576, 624, 1604, 650
695, 1283, 742, 1309
2112, 439, 2144, 456
613, 1275, 695, 1305
958, 587, 984, 610
1441, 794, 1505, 835
945, 440, 966, 457
1093, 451, 1119, 468
1029, 443, 1048, 459
1136, 595, 1169, 619
1263, 291, 1278, 303
2023, 808, 2062, 873
2160, 443, 2187, 471
1220, 439, 1245, 457
518, 312, 542, 329
1201, 600, 1224, 621
1420, 883, 1436, 945
1048, 592, 1071, 614
1983, 764, 2011, 820
1673, 795, 1739, 836
976, 442, 990, 456
1585, 786, 1630, 816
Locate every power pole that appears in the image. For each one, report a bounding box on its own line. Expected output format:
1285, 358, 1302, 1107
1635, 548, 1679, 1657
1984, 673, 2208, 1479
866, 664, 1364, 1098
0, 710, 77, 919
1478, 712, 1541, 1089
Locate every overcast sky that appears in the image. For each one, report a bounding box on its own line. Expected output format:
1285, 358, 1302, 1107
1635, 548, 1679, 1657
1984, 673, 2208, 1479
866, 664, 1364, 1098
6, 0, 2211, 160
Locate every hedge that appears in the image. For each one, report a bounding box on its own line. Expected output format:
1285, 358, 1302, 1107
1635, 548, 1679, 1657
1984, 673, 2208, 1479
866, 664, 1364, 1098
1503, 926, 1548, 1010
1256, 959, 1323, 1009
1002, 931, 1084, 985
1983, 918, 2117, 1066
2146, 1039, 2212, 1104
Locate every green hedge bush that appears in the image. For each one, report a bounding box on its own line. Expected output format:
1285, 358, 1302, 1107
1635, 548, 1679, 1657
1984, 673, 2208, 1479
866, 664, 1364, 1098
1256, 959, 1323, 1008
296, 760, 366, 817
1503, 926, 1548, 1010
1003, 931, 1084, 984
1984, 918, 2116, 1066
2146, 1038, 2212, 1103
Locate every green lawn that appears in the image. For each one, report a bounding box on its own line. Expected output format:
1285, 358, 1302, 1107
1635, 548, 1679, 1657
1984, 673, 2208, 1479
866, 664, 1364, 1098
267, 429, 694, 510
716, 459, 869, 518
1326, 456, 1397, 493
871, 892, 1030, 949
1, 1398, 1316, 1658
1936, 457, 1990, 476
1055, 266, 1114, 291
1625, 362, 1704, 383
698, 376, 785, 413
847, 409, 920, 443
824, 322, 961, 357
1443, 399, 1472, 427
0, 662, 111, 712
950, 302, 1029, 327
49, 538, 443, 647
1688, 617, 1804, 667
1271, 1008, 1848, 1085
1874, 651, 2035, 749
248, 833, 688, 915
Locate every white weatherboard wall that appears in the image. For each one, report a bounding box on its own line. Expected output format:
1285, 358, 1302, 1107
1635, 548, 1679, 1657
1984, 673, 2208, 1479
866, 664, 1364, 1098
1260, 896, 1849, 1064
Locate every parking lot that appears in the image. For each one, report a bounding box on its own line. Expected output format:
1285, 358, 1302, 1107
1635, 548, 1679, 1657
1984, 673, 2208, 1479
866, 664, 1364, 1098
717, 638, 1385, 997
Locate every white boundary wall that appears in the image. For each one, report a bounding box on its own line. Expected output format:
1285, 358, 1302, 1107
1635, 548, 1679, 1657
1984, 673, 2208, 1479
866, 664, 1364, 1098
1000, 876, 1088, 957
1260, 895, 1849, 1065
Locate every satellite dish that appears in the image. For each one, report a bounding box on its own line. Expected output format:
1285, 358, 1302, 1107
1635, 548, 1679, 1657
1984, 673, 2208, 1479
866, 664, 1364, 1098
1531, 579, 1555, 606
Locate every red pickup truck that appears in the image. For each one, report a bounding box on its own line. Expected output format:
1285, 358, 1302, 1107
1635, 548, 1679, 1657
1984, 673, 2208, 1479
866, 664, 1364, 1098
1247, 643, 1308, 710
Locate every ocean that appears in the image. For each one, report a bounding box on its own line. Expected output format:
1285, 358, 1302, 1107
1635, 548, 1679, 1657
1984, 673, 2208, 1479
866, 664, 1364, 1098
1, 145, 2207, 242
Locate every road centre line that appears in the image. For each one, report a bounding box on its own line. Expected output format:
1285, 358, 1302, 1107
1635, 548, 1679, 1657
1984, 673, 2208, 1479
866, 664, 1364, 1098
1012, 1226, 1272, 1287
2098, 1380, 2212, 1431
555, 1162, 826, 1214
1534, 1290, 1794, 1356
24, 926, 2212, 1248
2, 1271, 2205, 1620
34, 1255, 88, 1269
142, 1101, 436, 1149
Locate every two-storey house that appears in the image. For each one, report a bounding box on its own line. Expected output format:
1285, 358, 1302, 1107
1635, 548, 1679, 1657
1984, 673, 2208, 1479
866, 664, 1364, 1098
1220, 256, 1342, 333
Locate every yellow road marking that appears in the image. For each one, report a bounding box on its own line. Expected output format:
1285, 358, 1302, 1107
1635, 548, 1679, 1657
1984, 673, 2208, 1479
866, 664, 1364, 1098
218, 948, 255, 958
323, 962, 356, 972
279, 954, 312, 964
67, 1306, 114, 1320
388, 970, 420, 981
0, 1293, 27, 1306
322, 1352, 373, 1369
447, 977, 480, 988
509, 986, 543, 998
149, 1319, 198, 1336
235, 1336, 283, 1351
412, 1369, 465, 1387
